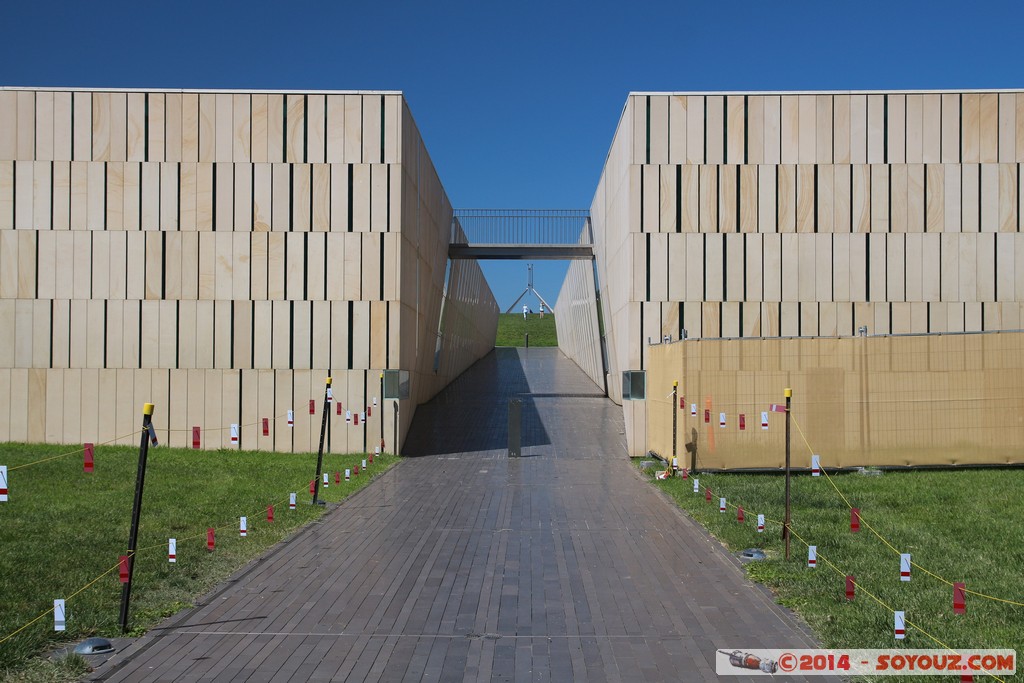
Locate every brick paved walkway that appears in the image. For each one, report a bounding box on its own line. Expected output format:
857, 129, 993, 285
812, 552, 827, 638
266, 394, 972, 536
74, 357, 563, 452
90, 348, 829, 682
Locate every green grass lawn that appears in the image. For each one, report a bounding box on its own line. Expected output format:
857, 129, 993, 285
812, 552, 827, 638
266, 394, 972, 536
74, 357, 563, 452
0, 442, 396, 680
641, 464, 1024, 682
495, 312, 558, 347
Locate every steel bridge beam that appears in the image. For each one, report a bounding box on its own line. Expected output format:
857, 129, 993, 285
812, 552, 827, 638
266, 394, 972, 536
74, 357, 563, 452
448, 244, 594, 260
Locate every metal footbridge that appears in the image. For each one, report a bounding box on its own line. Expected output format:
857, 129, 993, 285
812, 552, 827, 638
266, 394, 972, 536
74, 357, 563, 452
448, 209, 593, 260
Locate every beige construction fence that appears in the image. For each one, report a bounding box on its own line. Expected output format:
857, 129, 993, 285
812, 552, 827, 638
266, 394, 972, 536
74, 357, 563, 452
646, 331, 1024, 470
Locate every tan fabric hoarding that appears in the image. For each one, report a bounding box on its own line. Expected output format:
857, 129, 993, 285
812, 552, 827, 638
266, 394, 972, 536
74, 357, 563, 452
646, 331, 1024, 469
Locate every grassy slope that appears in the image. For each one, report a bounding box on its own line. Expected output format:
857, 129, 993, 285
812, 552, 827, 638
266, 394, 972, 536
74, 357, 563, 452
495, 313, 558, 347
642, 466, 1024, 681
0, 442, 395, 677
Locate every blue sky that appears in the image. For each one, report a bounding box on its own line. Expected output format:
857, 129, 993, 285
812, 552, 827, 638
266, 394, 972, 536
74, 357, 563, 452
2, 1, 1022, 309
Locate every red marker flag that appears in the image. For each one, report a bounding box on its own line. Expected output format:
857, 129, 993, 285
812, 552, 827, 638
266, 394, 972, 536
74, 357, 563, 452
704, 409, 710, 424
739, 414, 745, 431
192, 426, 201, 449
679, 397, 685, 410
262, 418, 269, 437
309, 479, 316, 494
366, 405, 372, 418
353, 412, 360, 426
335, 471, 340, 484
769, 403, 787, 413
119, 555, 129, 583
737, 506, 744, 523
309, 399, 316, 415
84, 443, 94, 473
336, 401, 342, 416
851, 508, 860, 532
954, 582, 966, 614
354, 465, 360, 476
207, 528, 215, 552
705, 487, 712, 502
267, 505, 274, 523
680, 467, 688, 479
846, 575, 856, 601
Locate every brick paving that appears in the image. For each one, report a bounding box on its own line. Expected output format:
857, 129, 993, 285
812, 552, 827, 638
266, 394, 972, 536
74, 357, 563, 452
89, 348, 832, 682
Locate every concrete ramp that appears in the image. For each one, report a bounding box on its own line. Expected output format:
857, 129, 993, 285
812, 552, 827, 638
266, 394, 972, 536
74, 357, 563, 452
92, 348, 829, 682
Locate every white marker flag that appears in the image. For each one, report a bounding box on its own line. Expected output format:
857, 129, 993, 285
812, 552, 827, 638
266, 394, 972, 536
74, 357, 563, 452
894, 611, 906, 639
289, 492, 296, 510
326, 387, 333, 401
54, 599, 66, 631
719, 497, 726, 512
168, 538, 177, 563
719, 412, 726, 428
808, 545, 817, 568
345, 468, 351, 481
287, 410, 294, 427
0, 465, 7, 502
761, 412, 769, 430
811, 455, 820, 476
240, 516, 247, 537
690, 404, 697, 417
900, 553, 912, 581
323, 472, 329, 487
757, 514, 765, 532
230, 424, 239, 445
693, 478, 699, 493
362, 459, 367, 469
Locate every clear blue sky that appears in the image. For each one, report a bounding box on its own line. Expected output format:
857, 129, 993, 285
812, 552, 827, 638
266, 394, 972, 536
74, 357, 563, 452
2, 1, 1022, 309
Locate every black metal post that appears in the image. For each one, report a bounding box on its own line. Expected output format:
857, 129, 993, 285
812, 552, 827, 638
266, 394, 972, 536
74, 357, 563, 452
671, 381, 678, 475
525, 332, 529, 348
784, 388, 792, 560
393, 401, 399, 456
119, 402, 154, 633
379, 372, 384, 453
312, 377, 331, 505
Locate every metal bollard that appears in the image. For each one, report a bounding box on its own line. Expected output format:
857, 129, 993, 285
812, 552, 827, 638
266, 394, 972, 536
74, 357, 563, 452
508, 398, 522, 457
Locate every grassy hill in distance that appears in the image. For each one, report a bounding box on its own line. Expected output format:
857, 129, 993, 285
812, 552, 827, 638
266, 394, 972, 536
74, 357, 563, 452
495, 312, 558, 347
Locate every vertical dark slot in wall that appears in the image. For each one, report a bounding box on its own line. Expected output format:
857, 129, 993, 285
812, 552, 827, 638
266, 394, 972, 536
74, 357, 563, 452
288, 301, 295, 370
380, 94, 385, 164
347, 301, 354, 370
645, 233, 651, 302
250, 301, 256, 369
161, 232, 167, 299
303, 94, 308, 163
715, 167, 721, 231
723, 100, 728, 163
722, 235, 728, 300
177, 164, 182, 229
923, 164, 928, 230
977, 168, 982, 232
70, 95, 74, 160
702, 236, 707, 302
678, 302, 683, 339
743, 95, 749, 164
144, 94, 150, 162
735, 165, 741, 232
379, 237, 385, 300
34, 232, 40, 298
288, 166, 294, 231
347, 165, 354, 232
742, 234, 748, 300
639, 167, 644, 232
384, 301, 390, 368
675, 165, 682, 232
865, 233, 871, 302
48, 300, 54, 367
211, 164, 217, 231
137, 300, 142, 369
958, 94, 963, 163
813, 165, 819, 233
797, 302, 802, 336
303, 232, 309, 300
703, 99, 708, 162
638, 305, 644, 370
883, 95, 888, 164
645, 96, 651, 165
282, 99, 288, 162
229, 300, 235, 369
